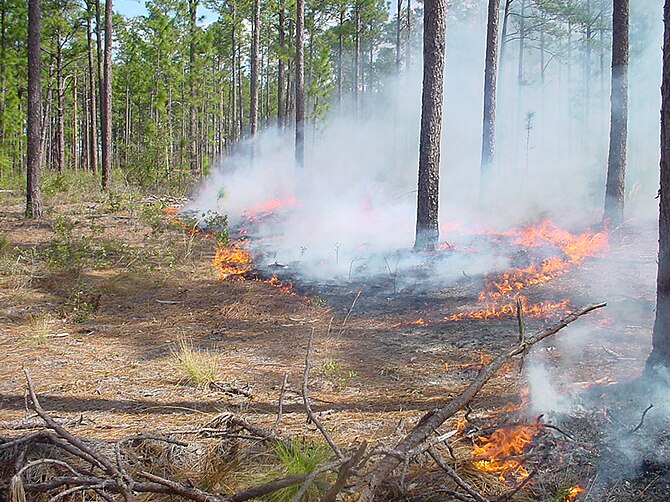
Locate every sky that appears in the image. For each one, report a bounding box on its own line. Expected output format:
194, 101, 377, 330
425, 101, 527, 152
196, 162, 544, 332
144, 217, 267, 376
115, 0, 216, 23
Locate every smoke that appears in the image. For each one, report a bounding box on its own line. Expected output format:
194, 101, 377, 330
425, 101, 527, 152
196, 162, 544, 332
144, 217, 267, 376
186, 1, 670, 484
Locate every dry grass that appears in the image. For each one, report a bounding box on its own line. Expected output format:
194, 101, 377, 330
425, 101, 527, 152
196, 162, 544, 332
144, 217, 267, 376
171, 337, 221, 387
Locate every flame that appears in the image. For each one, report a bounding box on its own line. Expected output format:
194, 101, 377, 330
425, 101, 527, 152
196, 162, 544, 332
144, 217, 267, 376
212, 242, 252, 278
392, 318, 431, 328
472, 425, 539, 481
564, 485, 584, 500
446, 220, 608, 320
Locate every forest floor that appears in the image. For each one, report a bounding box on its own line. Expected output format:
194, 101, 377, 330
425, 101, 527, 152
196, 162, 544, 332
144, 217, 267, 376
0, 182, 667, 501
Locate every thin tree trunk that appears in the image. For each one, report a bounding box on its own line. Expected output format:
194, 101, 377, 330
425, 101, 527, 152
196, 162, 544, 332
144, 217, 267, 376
101, 0, 112, 189
188, 0, 198, 174
499, 0, 512, 69
72, 73, 78, 169
337, 7, 343, 104
56, 33, 65, 173
250, 0, 259, 138
353, 2, 360, 117
648, 0, 670, 370
413, 0, 446, 251
395, 0, 402, 73
480, 0, 500, 199
278, 0, 286, 128
603, 0, 629, 226
295, 0, 305, 167
26, 0, 42, 217
231, 6, 238, 144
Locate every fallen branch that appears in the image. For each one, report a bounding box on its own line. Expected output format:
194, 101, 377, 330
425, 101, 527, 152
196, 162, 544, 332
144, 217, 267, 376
428, 447, 489, 502
630, 403, 654, 434
358, 302, 606, 501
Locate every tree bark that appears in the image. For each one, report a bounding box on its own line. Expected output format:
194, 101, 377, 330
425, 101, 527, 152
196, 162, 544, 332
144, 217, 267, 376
295, 0, 305, 168
56, 32, 65, 173
26, 0, 42, 217
277, 0, 286, 128
188, 0, 198, 174
250, 0, 260, 139
413, 0, 446, 251
648, 0, 670, 370
480, 0, 500, 199
100, 0, 112, 189
395, 0, 402, 73
603, 0, 629, 227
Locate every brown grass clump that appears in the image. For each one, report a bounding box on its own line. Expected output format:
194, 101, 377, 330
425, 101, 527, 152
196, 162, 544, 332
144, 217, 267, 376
171, 337, 220, 387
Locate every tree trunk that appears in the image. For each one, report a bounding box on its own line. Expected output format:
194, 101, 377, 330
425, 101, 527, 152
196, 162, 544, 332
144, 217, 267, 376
101, 0, 112, 189
499, 0, 512, 69
603, 0, 629, 227
480, 0, 500, 199
231, 5, 238, 143
250, 0, 259, 138
86, 9, 98, 172
72, 73, 78, 169
295, 0, 305, 168
26, 0, 42, 217
395, 0, 402, 73
188, 0, 198, 174
56, 33, 65, 173
353, 2, 360, 117
414, 0, 446, 251
337, 7, 343, 104
648, 0, 670, 370
278, 0, 286, 128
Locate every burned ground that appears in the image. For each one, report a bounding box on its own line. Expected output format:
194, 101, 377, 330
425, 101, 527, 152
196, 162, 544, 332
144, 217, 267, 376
0, 189, 668, 501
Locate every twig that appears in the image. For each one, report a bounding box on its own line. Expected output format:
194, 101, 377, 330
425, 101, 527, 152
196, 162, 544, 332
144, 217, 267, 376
428, 447, 489, 502
339, 288, 363, 335
23, 369, 136, 501
48, 483, 104, 501
137, 471, 223, 502
302, 329, 344, 460
320, 441, 367, 502
272, 371, 289, 433
358, 302, 607, 501
492, 468, 537, 502
630, 403, 654, 434
225, 460, 344, 502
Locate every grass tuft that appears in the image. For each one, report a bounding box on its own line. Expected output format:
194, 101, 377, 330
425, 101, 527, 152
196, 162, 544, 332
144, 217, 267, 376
269, 439, 333, 501
171, 338, 220, 387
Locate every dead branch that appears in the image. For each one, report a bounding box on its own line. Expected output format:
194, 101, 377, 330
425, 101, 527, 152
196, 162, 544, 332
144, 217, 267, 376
428, 447, 489, 502
302, 328, 344, 460
320, 441, 368, 502
272, 371, 289, 433
137, 471, 224, 501
630, 403, 654, 434
516, 297, 525, 344
339, 288, 363, 335
358, 302, 606, 501
225, 459, 345, 502
491, 468, 537, 502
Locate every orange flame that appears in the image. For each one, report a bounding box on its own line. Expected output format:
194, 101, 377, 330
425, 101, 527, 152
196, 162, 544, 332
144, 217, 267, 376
392, 318, 432, 328
212, 242, 252, 278
472, 425, 539, 481
446, 221, 608, 320
564, 485, 584, 500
